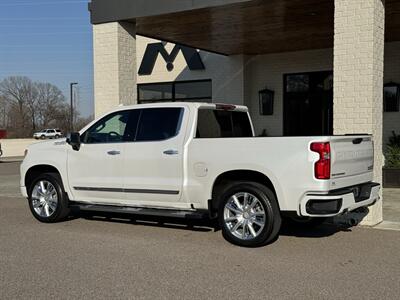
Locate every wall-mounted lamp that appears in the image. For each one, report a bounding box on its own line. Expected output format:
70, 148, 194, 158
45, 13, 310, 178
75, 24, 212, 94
259, 88, 274, 115
384, 82, 400, 112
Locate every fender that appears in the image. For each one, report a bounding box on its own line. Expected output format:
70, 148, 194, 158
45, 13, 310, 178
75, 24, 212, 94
208, 167, 286, 210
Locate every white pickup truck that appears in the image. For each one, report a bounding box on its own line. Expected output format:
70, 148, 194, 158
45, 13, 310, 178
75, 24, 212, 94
20, 102, 380, 247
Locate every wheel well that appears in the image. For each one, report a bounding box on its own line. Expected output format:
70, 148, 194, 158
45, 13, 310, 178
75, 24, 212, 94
25, 165, 61, 190
210, 170, 278, 212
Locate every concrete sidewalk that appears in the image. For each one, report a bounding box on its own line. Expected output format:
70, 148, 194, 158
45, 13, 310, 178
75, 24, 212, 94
383, 188, 400, 223
0, 139, 40, 157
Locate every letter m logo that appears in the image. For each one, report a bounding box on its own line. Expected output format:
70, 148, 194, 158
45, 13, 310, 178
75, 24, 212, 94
138, 43, 205, 75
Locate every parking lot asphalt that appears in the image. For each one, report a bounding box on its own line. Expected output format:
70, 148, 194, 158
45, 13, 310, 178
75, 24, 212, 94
1, 161, 400, 299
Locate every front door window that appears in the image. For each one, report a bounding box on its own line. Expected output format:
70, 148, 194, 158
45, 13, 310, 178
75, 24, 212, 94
82, 111, 131, 144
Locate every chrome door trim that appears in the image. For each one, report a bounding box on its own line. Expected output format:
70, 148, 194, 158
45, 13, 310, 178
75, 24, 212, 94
73, 186, 179, 195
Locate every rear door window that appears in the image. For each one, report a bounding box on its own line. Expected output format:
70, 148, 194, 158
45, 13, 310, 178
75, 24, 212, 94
135, 108, 184, 142
196, 109, 253, 138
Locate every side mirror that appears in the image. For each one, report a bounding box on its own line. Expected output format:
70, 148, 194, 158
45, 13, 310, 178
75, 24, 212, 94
66, 132, 81, 151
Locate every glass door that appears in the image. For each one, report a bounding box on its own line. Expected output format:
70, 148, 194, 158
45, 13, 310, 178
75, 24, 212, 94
284, 71, 333, 136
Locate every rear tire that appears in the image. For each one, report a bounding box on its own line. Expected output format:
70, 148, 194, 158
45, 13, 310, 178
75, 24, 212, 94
28, 173, 70, 223
218, 181, 281, 247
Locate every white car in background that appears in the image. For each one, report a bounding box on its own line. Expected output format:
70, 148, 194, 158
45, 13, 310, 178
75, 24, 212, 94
33, 129, 62, 140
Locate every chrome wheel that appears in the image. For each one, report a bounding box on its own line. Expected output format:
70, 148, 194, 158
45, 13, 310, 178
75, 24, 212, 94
31, 180, 58, 218
223, 192, 266, 240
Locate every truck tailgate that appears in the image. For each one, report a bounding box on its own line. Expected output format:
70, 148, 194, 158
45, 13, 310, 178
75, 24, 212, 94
330, 136, 374, 187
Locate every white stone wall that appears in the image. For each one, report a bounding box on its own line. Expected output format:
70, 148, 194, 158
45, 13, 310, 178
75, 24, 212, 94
136, 36, 246, 105
93, 22, 136, 117
333, 0, 385, 225
118, 23, 137, 107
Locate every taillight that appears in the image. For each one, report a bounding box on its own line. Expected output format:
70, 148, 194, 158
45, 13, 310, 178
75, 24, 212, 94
310, 142, 331, 180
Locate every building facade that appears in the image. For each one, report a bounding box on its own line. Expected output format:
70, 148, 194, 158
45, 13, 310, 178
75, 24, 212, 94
89, 0, 400, 225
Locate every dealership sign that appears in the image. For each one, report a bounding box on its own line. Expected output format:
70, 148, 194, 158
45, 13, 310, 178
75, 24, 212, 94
138, 42, 205, 75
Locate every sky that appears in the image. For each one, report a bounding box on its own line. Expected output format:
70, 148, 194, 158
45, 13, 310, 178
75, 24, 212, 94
0, 0, 93, 117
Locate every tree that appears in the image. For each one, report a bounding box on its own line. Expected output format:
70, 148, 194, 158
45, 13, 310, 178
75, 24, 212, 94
0, 76, 33, 134
0, 76, 92, 138
24, 80, 39, 132
36, 82, 66, 129
0, 96, 7, 128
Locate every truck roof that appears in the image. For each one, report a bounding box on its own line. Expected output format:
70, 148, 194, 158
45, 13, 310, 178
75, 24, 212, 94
114, 102, 249, 112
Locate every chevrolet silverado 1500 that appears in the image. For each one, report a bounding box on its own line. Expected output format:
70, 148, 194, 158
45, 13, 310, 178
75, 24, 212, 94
20, 102, 380, 246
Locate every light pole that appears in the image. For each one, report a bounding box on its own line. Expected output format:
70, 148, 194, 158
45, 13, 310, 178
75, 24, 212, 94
70, 82, 78, 132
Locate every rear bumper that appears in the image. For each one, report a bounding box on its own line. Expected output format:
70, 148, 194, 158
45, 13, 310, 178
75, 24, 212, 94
299, 182, 380, 217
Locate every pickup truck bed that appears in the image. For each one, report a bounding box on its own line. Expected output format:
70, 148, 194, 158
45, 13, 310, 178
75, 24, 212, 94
188, 135, 376, 214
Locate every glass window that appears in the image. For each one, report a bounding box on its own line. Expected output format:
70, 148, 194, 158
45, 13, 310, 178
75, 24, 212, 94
286, 74, 309, 93
82, 110, 131, 144
136, 108, 184, 142
138, 83, 173, 101
196, 109, 253, 138
175, 80, 212, 100
138, 80, 212, 103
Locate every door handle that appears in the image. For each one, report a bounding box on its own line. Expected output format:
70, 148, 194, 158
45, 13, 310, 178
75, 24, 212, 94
163, 149, 179, 155
107, 150, 121, 155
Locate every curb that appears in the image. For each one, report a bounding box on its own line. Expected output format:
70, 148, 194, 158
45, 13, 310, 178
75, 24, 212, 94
0, 156, 24, 163
373, 221, 400, 231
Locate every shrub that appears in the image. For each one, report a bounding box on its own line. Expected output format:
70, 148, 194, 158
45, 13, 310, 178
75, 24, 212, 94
388, 131, 400, 147
385, 145, 400, 168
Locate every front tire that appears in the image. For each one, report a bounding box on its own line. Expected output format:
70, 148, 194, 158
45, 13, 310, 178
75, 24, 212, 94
28, 173, 70, 223
218, 182, 281, 247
